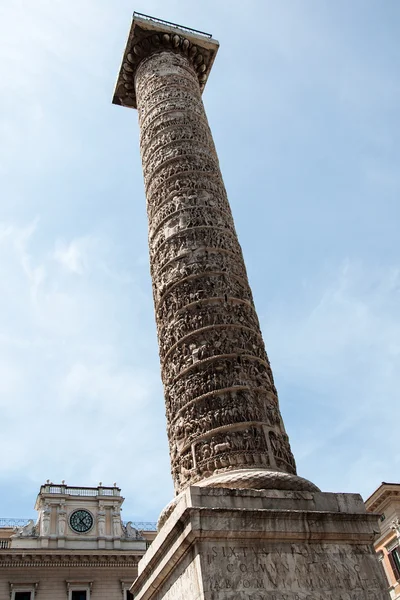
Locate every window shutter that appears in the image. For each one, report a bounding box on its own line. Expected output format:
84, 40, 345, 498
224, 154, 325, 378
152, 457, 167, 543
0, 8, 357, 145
389, 551, 400, 581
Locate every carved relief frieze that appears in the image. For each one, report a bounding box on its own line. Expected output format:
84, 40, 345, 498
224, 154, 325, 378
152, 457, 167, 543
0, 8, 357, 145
268, 430, 296, 471
144, 155, 221, 198
135, 49, 297, 492
138, 86, 203, 119
171, 425, 273, 488
150, 207, 235, 258
156, 276, 254, 327
157, 300, 260, 350
136, 74, 201, 109
161, 325, 267, 381
144, 141, 218, 182
168, 390, 283, 451
165, 357, 276, 413
152, 229, 244, 275
140, 112, 211, 158
140, 100, 207, 142
193, 426, 268, 461
149, 190, 231, 237
139, 96, 207, 138
147, 176, 227, 219
142, 123, 215, 168
152, 259, 245, 306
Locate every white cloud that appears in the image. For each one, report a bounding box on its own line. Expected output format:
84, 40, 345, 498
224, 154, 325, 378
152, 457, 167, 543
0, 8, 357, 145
0, 0, 398, 520
262, 260, 400, 496
267, 261, 400, 384
0, 219, 43, 283
0, 218, 170, 518
54, 236, 95, 275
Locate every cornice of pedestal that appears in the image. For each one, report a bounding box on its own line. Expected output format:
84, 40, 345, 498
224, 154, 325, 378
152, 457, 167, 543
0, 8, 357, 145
112, 14, 219, 109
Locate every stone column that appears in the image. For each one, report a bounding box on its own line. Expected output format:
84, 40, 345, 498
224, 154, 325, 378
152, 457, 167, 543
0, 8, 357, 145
114, 17, 316, 496
114, 17, 390, 600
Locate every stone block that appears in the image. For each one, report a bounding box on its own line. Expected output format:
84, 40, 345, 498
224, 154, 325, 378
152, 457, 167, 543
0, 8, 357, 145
131, 487, 389, 600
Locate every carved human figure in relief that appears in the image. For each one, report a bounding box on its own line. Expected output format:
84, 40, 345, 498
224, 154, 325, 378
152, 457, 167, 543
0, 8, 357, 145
41, 503, 51, 536
58, 502, 67, 536
98, 504, 106, 537
112, 506, 122, 537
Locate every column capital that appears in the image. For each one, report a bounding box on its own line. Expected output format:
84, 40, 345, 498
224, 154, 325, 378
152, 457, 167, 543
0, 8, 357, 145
113, 13, 219, 109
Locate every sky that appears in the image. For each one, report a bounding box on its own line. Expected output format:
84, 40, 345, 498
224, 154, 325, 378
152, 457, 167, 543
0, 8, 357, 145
0, 0, 399, 523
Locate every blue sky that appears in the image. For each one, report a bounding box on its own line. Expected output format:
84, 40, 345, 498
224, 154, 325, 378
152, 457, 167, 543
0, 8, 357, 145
0, 0, 399, 522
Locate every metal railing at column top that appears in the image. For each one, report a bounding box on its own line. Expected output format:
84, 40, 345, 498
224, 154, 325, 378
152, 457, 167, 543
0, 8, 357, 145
132, 11, 212, 39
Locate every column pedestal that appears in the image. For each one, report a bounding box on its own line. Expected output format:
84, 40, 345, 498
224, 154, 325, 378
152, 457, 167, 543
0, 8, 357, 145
131, 487, 389, 600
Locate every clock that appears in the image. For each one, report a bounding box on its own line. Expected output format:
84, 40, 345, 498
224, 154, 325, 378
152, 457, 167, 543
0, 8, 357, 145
69, 509, 94, 533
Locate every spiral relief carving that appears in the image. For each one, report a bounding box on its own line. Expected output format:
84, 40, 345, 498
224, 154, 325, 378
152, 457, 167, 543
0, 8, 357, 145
124, 46, 304, 495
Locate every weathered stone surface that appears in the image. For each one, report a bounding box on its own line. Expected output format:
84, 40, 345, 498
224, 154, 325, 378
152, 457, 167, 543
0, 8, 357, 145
130, 26, 307, 495
131, 487, 390, 600
113, 16, 218, 109
114, 15, 390, 600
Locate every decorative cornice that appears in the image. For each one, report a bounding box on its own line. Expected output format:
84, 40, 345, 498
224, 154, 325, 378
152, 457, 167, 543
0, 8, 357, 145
113, 17, 219, 109
365, 486, 400, 513
0, 552, 142, 568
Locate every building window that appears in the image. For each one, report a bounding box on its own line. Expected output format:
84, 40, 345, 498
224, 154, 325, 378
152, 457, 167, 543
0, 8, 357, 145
10, 584, 37, 600
120, 582, 134, 599
66, 582, 92, 600
388, 547, 400, 581
71, 593, 87, 600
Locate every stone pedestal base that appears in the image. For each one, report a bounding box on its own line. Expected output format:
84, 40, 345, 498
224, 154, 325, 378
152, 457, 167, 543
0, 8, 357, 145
131, 487, 389, 600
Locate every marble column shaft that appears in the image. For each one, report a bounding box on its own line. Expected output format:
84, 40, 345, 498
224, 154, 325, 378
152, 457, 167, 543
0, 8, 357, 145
135, 48, 296, 494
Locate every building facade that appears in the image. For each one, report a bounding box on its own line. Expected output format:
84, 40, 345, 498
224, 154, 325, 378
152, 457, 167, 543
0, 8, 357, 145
0, 483, 156, 600
366, 482, 400, 600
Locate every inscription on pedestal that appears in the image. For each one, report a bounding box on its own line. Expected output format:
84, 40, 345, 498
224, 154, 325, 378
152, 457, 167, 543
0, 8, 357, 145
201, 542, 384, 600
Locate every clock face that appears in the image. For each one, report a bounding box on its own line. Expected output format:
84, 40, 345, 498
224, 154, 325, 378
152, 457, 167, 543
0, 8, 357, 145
69, 509, 93, 533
